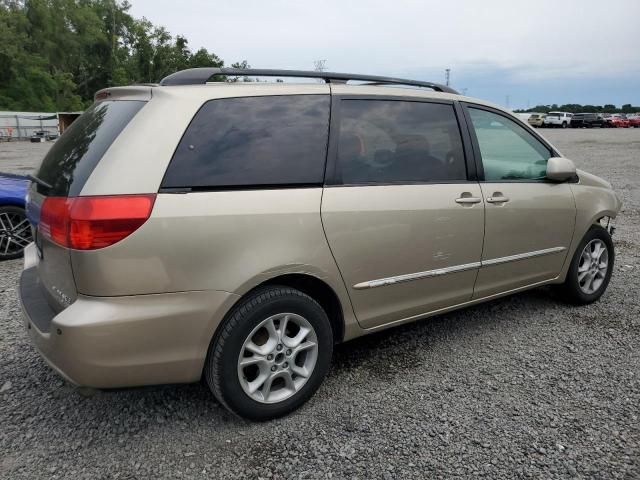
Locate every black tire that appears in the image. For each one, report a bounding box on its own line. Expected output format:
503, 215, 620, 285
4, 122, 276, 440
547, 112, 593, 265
555, 225, 614, 305
0, 205, 32, 261
204, 285, 333, 421
562, 122, 568, 128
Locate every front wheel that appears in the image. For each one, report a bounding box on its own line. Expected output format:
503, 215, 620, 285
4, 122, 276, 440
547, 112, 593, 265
556, 225, 614, 304
205, 286, 333, 420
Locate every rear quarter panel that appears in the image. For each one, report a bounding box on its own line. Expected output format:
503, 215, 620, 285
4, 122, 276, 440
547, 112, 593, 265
69, 189, 361, 339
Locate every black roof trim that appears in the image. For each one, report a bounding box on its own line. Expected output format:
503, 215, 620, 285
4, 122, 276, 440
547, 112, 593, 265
159, 68, 459, 94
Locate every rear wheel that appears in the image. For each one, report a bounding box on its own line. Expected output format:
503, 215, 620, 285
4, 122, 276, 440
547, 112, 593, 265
556, 226, 614, 304
205, 286, 333, 421
0, 205, 32, 260
562, 121, 568, 128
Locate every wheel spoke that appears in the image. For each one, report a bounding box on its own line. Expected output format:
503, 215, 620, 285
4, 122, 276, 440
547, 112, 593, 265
245, 340, 270, 356
12, 234, 31, 247
239, 355, 268, 368
288, 326, 311, 348
260, 374, 276, 400
265, 317, 279, 342
292, 340, 316, 355
580, 251, 591, 266
282, 370, 296, 391
290, 363, 310, 379
247, 371, 270, 395
10, 217, 28, 231
279, 314, 290, 341
578, 270, 589, 283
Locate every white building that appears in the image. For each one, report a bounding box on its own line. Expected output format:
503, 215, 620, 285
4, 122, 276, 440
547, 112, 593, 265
0, 111, 81, 139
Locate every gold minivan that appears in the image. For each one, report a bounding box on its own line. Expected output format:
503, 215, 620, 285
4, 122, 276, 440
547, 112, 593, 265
20, 68, 622, 420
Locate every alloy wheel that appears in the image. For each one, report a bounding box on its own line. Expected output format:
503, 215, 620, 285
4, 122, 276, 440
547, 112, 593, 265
0, 209, 32, 258
577, 239, 609, 294
237, 313, 318, 404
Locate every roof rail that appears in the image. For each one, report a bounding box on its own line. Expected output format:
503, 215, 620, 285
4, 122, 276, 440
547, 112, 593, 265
159, 68, 459, 94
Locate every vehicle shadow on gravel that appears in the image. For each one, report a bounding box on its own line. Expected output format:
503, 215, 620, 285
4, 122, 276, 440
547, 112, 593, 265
330, 287, 557, 374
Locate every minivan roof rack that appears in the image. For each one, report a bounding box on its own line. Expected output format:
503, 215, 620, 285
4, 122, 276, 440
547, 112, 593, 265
159, 68, 459, 94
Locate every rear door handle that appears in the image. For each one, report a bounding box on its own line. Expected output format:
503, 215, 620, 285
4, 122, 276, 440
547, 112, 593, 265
487, 196, 510, 204
455, 197, 482, 205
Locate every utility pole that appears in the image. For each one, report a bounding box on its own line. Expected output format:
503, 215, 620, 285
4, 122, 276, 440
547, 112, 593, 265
313, 60, 327, 72
445, 68, 451, 87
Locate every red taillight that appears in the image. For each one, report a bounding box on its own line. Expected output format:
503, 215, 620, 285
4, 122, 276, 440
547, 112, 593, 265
39, 194, 156, 250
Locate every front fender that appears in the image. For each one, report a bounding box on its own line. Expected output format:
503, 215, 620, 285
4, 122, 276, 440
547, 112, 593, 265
557, 172, 622, 281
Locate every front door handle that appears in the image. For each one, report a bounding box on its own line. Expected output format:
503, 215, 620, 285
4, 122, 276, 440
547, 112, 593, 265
486, 193, 510, 204
455, 196, 482, 205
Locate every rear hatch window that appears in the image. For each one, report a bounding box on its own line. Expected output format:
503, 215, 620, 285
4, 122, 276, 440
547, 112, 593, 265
36, 100, 145, 196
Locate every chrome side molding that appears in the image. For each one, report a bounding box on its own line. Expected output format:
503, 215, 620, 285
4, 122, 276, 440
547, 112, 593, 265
481, 246, 566, 267
353, 246, 567, 290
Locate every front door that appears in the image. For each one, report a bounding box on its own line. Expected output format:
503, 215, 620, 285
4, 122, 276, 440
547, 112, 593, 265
464, 105, 576, 298
321, 97, 485, 329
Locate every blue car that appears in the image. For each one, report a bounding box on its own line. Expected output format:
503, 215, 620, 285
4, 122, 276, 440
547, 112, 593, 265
0, 173, 32, 260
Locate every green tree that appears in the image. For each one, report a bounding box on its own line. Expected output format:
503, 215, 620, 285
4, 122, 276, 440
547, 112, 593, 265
0, 0, 229, 111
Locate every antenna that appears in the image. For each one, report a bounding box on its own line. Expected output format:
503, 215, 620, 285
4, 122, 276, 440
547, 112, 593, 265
445, 68, 451, 87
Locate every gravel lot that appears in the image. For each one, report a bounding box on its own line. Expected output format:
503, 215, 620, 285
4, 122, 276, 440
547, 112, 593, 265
1, 129, 639, 479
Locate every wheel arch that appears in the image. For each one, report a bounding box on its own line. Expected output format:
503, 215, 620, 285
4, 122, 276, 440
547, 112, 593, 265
0, 200, 26, 209
249, 273, 346, 344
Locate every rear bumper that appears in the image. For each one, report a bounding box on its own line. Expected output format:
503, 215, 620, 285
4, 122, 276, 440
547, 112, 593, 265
20, 252, 239, 388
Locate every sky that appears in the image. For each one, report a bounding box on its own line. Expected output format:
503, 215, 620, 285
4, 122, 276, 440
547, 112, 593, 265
128, 0, 640, 109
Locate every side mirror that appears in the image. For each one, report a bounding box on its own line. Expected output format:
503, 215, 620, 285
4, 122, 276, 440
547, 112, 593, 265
546, 157, 576, 182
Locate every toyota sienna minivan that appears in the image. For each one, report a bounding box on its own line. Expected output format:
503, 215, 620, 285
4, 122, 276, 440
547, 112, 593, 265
20, 68, 622, 420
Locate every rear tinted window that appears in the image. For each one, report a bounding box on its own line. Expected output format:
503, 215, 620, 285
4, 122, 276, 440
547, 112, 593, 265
37, 101, 145, 196
162, 95, 330, 189
335, 100, 467, 185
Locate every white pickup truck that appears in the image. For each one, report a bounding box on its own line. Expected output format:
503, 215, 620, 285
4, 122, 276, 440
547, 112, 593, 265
543, 111, 573, 128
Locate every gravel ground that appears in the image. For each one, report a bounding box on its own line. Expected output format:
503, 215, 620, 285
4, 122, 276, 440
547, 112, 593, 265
1, 129, 639, 479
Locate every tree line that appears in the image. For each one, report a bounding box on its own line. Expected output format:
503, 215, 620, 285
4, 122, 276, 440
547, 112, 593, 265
515, 103, 639, 114
0, 0, 249, 112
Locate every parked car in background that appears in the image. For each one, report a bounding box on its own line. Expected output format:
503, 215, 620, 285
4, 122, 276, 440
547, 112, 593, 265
30, 130, 58, 142
606, 114, 630, 128
527, 113, 546, 127
19, 68, 622, 420
570, 113, 605, 128
30, 131, 47, 143
0, 173, 32, 260
627, 114, 640, 128
543, 112, 573, 128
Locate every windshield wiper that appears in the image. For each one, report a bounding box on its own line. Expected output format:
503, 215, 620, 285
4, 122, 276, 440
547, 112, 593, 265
27, 174, 52, 190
